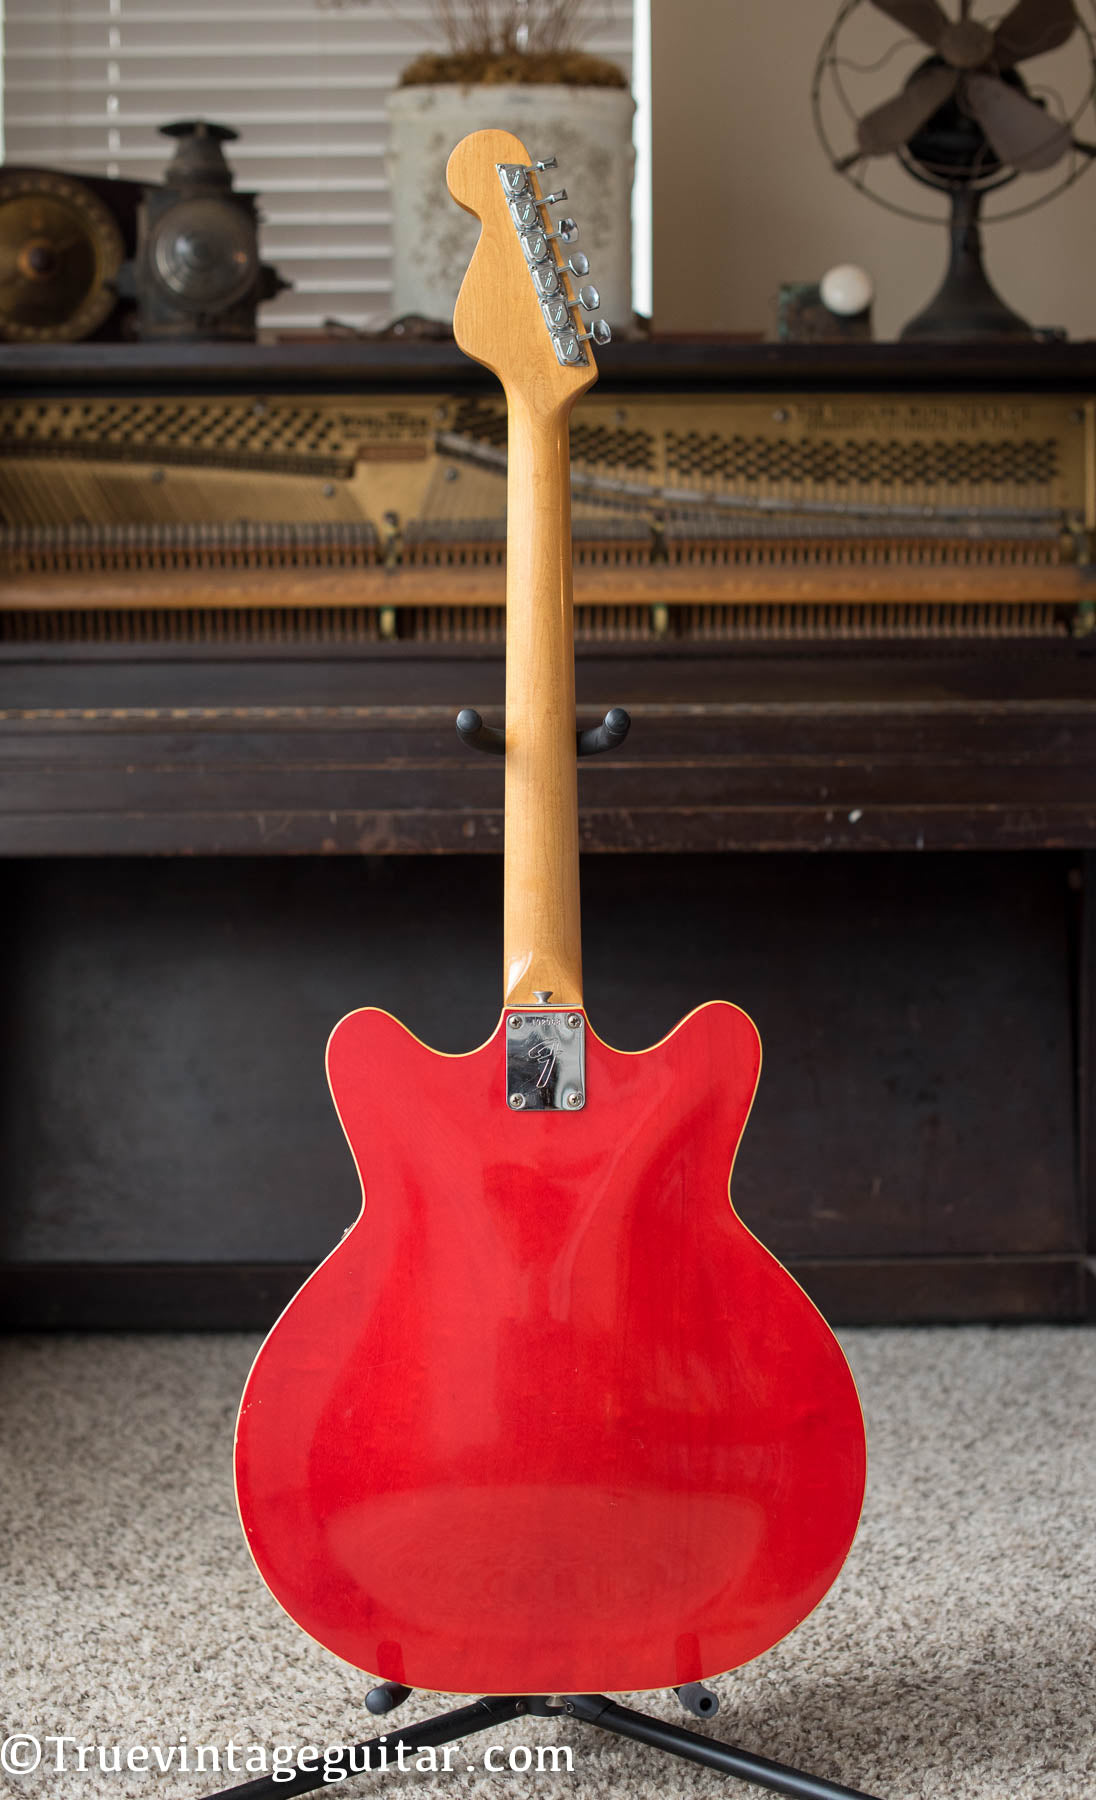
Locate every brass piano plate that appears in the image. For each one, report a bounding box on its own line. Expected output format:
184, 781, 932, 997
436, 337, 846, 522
2, 390, 1091, 640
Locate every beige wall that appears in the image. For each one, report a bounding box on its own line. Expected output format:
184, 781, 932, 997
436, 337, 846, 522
650, 0, 1095, 342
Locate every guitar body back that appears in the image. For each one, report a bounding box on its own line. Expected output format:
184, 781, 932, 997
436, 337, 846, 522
235, 1002, 865, 1695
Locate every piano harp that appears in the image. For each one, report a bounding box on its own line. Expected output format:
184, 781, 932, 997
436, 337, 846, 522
2, 377, 1093, 645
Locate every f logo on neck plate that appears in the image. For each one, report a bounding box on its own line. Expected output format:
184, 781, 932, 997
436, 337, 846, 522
506, 1011, 586, 1111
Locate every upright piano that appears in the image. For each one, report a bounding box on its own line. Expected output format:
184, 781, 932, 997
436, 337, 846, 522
2, 338, 1093, 1326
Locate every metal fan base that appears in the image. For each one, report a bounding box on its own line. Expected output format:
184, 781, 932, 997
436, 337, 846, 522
900, 185, 1036, 342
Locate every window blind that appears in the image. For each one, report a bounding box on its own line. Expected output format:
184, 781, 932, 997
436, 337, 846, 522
1, 0, 635, 331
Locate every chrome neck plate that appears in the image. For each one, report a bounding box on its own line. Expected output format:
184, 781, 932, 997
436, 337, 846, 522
506, 1010, 586, 1111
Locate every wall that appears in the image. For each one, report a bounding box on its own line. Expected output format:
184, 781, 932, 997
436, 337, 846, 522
651, 0, 1096, 341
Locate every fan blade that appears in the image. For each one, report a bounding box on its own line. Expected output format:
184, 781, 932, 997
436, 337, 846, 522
965, 71, 1074, 170
857, 64, 958, 155
866, 0, 950, 49
993, 0, 1076, 69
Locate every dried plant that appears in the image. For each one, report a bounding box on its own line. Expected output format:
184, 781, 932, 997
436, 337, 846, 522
427, 1, 599, 55
328, 0, 626, 85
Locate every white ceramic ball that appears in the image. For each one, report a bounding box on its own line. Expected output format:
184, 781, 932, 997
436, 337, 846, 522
819, 264, 874, 317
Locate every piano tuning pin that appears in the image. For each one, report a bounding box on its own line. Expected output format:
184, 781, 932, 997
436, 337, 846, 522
567, 252, 590, 277
577, 283, 600, 311
577, 318, 612, 347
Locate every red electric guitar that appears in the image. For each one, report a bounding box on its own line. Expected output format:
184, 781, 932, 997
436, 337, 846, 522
235, 129, 866, 1698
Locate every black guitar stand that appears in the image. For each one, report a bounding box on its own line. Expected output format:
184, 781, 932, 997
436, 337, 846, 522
202, 1681, 882, 1800
205, 703, 881, 1800
455, 704, 632, 758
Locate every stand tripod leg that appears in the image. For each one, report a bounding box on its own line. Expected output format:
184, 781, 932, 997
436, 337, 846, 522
199, 1691, 885, 1800
200, 1696, 528, 1800
565, 1695, 882, 1800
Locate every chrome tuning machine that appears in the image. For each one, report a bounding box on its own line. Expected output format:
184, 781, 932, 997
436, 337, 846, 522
497, 156, 612, 366
499, 164, 530, 197
541, 294, 572, 331
509, 193, 540, 231
552, 307, 612, 365
520, 227, 552, 266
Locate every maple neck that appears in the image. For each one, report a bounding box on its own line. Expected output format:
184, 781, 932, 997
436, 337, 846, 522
502, 386, 583, 1009
444, 126, 604, 1009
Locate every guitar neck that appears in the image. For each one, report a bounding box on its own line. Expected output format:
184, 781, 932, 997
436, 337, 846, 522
444, 126, 601, 1008
503, 386, 584, 1009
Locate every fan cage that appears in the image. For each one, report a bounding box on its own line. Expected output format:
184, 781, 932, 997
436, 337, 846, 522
812, 0, 1096, 224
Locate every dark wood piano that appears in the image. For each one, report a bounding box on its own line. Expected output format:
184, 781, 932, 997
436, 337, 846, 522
2, 338, 1094, 1327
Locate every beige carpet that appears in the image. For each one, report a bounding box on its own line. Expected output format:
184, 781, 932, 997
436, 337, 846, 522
1, 1327, 1093, 1800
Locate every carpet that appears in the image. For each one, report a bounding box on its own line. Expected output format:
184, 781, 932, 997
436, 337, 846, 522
0, 1326, 1093, 1800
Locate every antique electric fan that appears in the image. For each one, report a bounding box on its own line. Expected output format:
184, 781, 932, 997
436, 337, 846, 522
813, 0, 1096, 338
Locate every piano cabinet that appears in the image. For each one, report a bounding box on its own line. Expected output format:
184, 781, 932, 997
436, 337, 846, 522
1, 339, 1094, 1326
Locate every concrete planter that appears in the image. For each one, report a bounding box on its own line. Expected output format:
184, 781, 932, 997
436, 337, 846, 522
387, 82, 636, 331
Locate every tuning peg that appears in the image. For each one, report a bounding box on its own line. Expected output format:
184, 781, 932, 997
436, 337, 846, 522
500, 165, 529, 195
545, 218, 579, 244
566, 251, 590, 277
509, 195, 540, 230
551, 328, 586, 365
576, 283, 600, 311
542, 295, 572, 331
532, 262, 563, 297
540, 189, 568, 206
520, 228, 551, 265
576, 318, 611, 346
534, 156, 558, 171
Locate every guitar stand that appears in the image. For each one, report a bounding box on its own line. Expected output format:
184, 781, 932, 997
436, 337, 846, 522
201, 1683, 883, 1800
456, 705, 632, 757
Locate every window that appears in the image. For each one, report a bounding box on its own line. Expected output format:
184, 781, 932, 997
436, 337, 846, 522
1, 0, 642, 330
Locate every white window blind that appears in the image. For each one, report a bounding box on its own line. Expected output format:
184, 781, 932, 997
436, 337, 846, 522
1, 0, 635, 331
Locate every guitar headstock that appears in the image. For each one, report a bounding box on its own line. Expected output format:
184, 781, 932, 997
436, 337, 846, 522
446, 128, 609, 407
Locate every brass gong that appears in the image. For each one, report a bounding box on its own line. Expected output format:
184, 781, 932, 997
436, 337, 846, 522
0, 169, 124, 342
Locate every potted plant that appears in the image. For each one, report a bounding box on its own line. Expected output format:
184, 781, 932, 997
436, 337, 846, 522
386, 1, 635, 330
